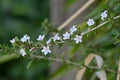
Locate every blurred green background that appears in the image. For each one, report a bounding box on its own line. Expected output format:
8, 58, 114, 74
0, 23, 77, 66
0, 0, 50, 80
0, 0, 50, 44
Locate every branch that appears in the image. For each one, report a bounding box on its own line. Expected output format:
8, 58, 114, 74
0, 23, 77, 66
81, 15, 120, 36
0, 54, 17, 64
32, 55, 80, 66
32, 55, 120, 74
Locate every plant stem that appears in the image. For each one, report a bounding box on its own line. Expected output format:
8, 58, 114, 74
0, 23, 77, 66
0, 54, 17, 64
32, 55, 120, 74
32, 55, 80, 66
0, 15, 120, 74
81, 15, 120, 36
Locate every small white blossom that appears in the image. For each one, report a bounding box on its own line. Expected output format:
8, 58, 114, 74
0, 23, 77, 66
10, 38, 15, 44
101, 10, 108, 20
87, 19, 95, 26
52, 34, 61, 42
37, 35, 45, 41
63, 32, 70, 40
20, 48, 26, 57
70, 25, 77, 34
41, 46, 51, 55
74, 35, 82, 44
21, 34, 30, 43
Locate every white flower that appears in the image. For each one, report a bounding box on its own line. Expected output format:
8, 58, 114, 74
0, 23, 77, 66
21, 34, 30, 43
37, 35, 45, 41
101, 10, 108, 20
20, 48, 26, 57
63, 32, 70, 40
74, 35, 82, 44
70, 25, 77, 34
10, 38, 15, 44
41, 46, 51, 55
52, 34, 61, 42
87, 19, 95, 26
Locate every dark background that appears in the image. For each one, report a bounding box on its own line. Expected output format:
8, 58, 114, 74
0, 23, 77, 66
0, 0, 50, 80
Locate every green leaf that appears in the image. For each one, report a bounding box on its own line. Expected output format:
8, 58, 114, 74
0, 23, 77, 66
106, 21, 113, 30
65, 0, 77, 8
111, 29, 119, 36
26, 60, 33, 69
69, 44, 80, 58
106, 14, 114, 30
110, 12, 115, 19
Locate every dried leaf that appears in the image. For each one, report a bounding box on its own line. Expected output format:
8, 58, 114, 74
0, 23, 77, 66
76, 53, 105, 80
76, 54, 95, 80
96, 70, 107, 80
95, 55, 103, 68
117, 59, 120, 80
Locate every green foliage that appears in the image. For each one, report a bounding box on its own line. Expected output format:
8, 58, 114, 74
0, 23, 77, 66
0, 0, 120, 80
0, 0, 50, 44
65, 0, 77, 8
0, 0, 50, 80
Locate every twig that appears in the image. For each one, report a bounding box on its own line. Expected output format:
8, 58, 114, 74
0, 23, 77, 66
0, 14, 120, 76
117, 58, 120, 80
58, 0, 96, 31
32, 55, 120, 74
32, 55, 80, 66
81, 15, 120, 36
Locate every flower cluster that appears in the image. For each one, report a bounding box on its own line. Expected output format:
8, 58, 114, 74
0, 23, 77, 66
10, 25, 82, 56
37, 25, 82, 55
10, 10, 108, 57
